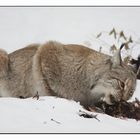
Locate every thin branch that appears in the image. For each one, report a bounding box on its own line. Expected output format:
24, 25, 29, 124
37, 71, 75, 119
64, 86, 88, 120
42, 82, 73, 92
33, 91, 39, 100
79, 110, 100, 122
51, 118, 61, 124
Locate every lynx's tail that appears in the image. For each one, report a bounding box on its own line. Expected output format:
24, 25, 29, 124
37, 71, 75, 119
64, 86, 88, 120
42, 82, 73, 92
0, 49, 9, 78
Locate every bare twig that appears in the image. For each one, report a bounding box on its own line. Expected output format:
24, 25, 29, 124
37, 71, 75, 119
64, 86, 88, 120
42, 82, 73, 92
79, 110, 100, 122
51, 118, 61, 124
33, 91, 39, 100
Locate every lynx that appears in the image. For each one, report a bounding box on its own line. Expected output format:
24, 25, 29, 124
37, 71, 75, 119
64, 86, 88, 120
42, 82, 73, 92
0, 41, 137, 107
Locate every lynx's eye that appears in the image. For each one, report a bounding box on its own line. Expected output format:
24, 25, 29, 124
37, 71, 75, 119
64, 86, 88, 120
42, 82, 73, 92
118, 81, 125, 90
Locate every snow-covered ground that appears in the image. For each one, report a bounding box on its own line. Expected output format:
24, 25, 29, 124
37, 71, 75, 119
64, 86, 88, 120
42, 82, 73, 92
0, 94, 140, 133
0, 7, 140, 133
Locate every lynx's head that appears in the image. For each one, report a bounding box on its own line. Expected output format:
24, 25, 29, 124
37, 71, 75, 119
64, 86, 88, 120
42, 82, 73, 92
90, 44, 137, 105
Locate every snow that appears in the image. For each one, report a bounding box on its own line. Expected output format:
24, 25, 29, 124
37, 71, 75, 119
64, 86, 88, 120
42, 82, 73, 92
0, 7, 140, 133
0, 96, 140, 133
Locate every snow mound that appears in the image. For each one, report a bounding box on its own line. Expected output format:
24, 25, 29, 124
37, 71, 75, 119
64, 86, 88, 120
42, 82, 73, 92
0, 95, 140, 133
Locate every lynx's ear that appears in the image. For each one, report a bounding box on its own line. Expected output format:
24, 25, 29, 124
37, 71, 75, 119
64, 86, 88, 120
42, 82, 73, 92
111, 43, 125, 68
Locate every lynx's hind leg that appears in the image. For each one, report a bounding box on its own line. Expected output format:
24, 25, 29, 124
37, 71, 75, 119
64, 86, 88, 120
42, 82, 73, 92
0, 48, 9, 77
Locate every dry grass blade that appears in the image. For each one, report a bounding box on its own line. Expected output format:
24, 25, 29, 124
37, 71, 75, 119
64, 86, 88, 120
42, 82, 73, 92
124, 42, 129, 50
128, 36, 133, 43
110, 44, 117, 54
119, 31, 127, 40
109, 28, 117, 39
96, 32, 102, 38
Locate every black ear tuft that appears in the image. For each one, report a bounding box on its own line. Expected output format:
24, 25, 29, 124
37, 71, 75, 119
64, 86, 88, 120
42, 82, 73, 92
120, 43, 125, 50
